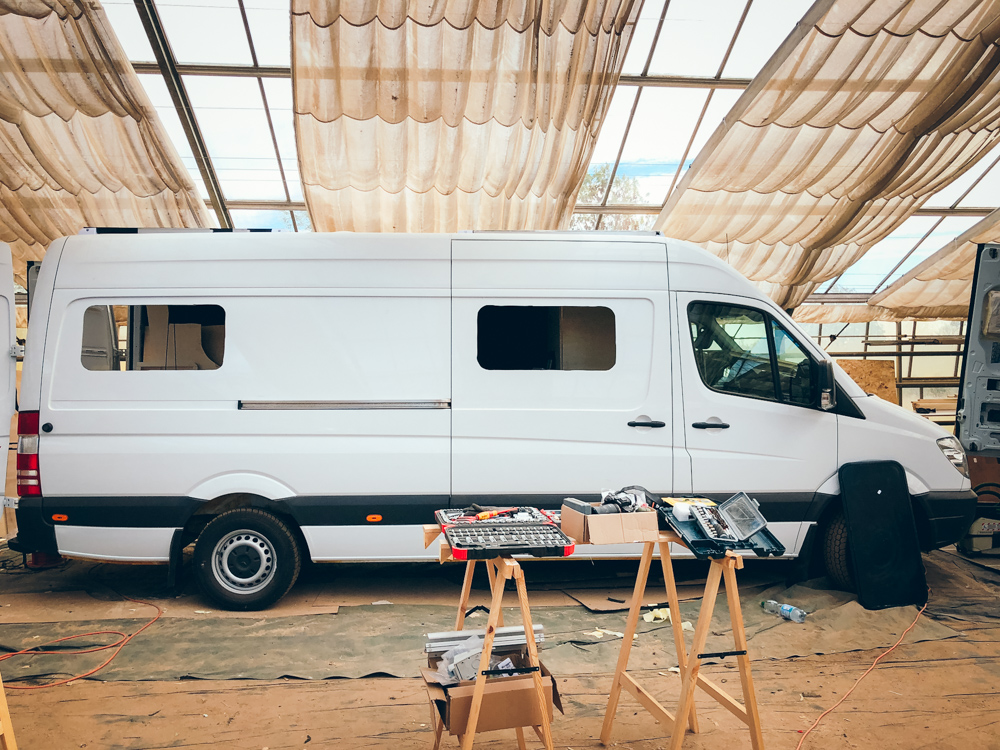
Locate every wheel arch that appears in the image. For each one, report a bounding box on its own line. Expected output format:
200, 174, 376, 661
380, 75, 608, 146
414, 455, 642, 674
177, 493, 309, 561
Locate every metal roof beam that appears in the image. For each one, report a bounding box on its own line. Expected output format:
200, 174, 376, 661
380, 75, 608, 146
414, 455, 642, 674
132, 0, 232, 229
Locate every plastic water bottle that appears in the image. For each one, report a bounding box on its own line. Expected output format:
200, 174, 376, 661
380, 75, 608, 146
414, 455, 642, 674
761, 599, 807, 623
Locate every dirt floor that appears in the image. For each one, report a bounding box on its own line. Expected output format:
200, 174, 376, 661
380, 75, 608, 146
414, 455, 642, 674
3, 548, 1000, 750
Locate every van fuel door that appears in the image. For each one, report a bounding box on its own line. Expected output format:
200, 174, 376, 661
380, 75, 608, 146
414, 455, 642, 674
959, 243, 1000, 455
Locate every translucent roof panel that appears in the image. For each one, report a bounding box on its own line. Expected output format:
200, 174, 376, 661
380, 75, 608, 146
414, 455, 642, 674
157, 0, 253, 65
597, 213, 656, 231
136, 73, 211, 204
887, 216, 982, 283
721, 0, 812, 78
231, 209, 297, 230
687, 88, 743, 156
184, 76, 285, 200
262, 78, 301, 202
570, 213, 600, 230
614, 87, 710, 205
245, 0, 292, 66
922, 151, 1000, 209
832, 216, 940, 293
958, 162, 1000, 208
102, 0, 156, 62
293, 210, 312, 231
647, 0, 748, 77
576, 88, 640, 204
620, 0, 665, 76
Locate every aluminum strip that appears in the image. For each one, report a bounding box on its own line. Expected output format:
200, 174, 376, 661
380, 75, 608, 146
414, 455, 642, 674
237, 400, 451, 410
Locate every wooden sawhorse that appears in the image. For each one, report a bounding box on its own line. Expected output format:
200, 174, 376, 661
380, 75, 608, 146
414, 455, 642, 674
0, 668, 19, 750
601, 531, 764, 750
424, 526, 554, 750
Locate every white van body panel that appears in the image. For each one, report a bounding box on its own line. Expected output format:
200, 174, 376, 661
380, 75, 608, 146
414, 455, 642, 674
451, 238, 676, 498
840, 394, 971, 494
56, 526, 175, 561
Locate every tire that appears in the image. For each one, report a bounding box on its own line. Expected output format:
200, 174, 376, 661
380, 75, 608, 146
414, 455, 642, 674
194, 508, 302, 611
822, 509, 854, 591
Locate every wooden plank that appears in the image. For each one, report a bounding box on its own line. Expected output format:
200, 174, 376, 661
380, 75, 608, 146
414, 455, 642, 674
459, 560, 509, 750
0, 668, 20, 750
695, 674, 748, 723
658, 541, 699, 734
669, 561, 723, 750
620, 673, 676, 729
600, 541, 655, 744
723, 561, 765, 750
423, 524, 441, 549
455, 561, 476, 631
514, 563, 554, 750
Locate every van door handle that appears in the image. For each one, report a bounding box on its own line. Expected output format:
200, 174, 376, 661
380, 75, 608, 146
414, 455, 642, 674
692, 421, 730, 429
628, 420, 666, 428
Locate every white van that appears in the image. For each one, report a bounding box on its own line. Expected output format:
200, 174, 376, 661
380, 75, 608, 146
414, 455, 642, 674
5, 232, 976, 609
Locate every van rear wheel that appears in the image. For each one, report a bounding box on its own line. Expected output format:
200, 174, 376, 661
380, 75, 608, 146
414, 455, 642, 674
822, 509, 854, 591
194, 508, 301, 611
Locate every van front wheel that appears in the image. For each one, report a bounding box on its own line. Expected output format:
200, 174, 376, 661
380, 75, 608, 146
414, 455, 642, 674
194, 509, 302, 611
822, 509, 854, 591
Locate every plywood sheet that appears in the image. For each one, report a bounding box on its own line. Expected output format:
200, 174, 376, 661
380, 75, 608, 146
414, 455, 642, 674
836, 359, 897, 404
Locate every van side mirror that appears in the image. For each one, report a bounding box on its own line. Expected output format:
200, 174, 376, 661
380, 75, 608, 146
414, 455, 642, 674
817, 360, 837, 411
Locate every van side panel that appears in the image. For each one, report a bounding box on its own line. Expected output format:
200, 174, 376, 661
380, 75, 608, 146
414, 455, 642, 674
38, 240, 452, 562
451, 239, 676, 501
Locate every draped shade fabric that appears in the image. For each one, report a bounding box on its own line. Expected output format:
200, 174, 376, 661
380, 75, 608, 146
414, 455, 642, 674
655, 0, 1000, 310
0, 0, 210, 285
864, 207, 1000, 318
292, 0, 638, 232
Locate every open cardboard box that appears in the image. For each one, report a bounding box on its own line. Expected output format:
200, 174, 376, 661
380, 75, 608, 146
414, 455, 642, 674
422, 651, 563, 735
561, 503, 659, 545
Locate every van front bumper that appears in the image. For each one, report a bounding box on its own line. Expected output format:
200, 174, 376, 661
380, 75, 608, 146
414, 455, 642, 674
7, 497, 58, 555
914, 490, 978, 550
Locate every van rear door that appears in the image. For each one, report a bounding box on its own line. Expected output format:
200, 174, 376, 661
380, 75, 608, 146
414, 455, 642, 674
0, 245, 18, 493
958, 243, 1000, 455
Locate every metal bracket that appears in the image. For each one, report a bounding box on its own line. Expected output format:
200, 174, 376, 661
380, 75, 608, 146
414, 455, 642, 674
3, 497, 19, 510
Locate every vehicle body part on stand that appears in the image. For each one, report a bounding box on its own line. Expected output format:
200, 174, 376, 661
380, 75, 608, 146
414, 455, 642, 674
957, 243, 1000, 556
4, 231, 975, 608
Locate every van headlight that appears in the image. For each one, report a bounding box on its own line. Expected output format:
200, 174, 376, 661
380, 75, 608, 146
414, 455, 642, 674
937, 436, 969, 478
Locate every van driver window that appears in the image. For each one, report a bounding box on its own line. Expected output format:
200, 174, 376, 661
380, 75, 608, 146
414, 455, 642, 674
688, 302, 814, 406
81, 304, 225, 371
477, 305, 616, 371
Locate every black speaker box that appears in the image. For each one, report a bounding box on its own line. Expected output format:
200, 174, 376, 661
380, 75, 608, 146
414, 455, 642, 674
838, 460, 927, 610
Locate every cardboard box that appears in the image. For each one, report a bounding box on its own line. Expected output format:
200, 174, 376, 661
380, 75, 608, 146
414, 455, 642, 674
422, 660, 562, 736
561, 504, 660, 545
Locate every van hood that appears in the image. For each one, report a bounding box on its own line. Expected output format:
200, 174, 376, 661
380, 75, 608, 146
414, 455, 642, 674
854, 393, 954, 441
842, 394, 970, 494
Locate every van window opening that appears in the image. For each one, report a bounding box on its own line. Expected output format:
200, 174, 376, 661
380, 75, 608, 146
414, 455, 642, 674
81, 304, 225, 371
687, 302, 814, 406
477, 305, 616, 371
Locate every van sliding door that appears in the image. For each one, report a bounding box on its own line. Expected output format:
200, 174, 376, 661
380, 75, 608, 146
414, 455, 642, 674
450, 238, 676, 543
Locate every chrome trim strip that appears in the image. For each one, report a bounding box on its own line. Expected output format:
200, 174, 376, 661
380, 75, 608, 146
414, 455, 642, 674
238, 400, 451, 410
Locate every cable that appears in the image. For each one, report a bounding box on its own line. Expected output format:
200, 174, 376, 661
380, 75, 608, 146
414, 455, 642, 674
0, 594, 162, 689
794, 597, 928, 749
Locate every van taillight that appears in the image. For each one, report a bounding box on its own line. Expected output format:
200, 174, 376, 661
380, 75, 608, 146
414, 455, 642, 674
17, 410, 41, 497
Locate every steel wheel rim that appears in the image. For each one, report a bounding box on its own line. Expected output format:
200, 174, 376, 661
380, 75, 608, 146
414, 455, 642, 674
212, 529, 276, 595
